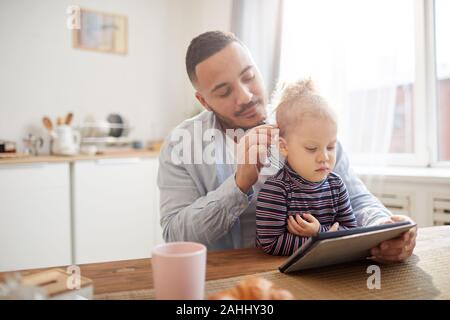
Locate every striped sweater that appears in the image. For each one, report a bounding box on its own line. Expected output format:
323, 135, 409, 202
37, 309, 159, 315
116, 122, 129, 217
256, 164, 357, 256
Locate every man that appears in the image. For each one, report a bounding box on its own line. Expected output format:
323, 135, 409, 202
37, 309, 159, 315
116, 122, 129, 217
157, 31, 416, 263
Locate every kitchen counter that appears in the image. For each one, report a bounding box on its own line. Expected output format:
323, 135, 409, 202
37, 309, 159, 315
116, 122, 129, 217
0, 149, 162, 273
1, 226, 449, 299
0, 150, 159, 165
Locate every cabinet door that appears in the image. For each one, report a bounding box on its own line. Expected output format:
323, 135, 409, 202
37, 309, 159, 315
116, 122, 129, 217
0, 163, 71, 272
73, 157, 162, 264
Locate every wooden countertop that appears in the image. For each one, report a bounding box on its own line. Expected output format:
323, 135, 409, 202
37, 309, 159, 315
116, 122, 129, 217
0, 150, 159, 165
1, 226, 449, 298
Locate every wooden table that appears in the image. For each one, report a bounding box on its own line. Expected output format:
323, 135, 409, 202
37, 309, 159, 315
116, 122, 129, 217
1, 226, 449, 298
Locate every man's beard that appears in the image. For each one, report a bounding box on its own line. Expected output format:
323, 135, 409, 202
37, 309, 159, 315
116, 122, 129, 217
210, 99, 267, 130
234, 98, 263, 117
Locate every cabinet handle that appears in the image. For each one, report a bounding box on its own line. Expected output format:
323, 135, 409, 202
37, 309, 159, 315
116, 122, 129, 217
96, 158, 142, 165
0, 162, 49, 169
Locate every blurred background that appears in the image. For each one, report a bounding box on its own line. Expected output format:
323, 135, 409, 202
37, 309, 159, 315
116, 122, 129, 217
0, 0, 449, 162
0, 0, 449, 272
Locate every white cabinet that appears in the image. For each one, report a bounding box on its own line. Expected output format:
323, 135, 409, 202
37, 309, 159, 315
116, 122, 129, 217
0, 163, 71, 272
72, 157, 163, 264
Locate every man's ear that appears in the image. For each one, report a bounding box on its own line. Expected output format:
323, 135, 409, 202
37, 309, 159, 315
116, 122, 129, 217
279, 136, 288, 158
195, 92, 212, 112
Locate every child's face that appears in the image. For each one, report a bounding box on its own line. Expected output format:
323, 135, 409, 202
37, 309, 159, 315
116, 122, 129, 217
280, 116, 337, 182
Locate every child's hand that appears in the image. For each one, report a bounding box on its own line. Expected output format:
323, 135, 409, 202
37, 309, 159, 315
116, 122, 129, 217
287, 213, 320, 237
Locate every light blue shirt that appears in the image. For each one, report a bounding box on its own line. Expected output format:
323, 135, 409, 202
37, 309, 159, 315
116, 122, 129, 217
157, 111, 391, 251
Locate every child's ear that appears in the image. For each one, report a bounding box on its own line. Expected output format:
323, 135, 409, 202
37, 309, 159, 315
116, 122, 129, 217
279, 136, 288, 158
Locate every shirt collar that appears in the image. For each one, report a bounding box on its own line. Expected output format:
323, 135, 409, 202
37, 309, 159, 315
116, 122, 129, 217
284, 163, 327, 189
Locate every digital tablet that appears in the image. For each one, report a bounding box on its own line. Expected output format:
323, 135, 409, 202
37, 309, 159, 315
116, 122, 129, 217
279, 221, 416, 273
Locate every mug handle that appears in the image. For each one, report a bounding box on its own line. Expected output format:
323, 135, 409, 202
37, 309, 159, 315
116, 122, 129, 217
73, 130, 81, 145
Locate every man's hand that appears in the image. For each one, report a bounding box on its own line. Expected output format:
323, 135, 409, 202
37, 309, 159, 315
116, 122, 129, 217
370, 215, 417, 263
235, 124, 277, 193
287, 213, 322, 237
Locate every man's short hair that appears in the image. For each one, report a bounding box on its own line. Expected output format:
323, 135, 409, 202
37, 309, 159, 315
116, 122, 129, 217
186, 31, 240, 83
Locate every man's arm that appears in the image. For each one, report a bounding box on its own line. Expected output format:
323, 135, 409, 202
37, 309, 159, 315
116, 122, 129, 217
334, 141, 392, 226
157, 141, 250, 246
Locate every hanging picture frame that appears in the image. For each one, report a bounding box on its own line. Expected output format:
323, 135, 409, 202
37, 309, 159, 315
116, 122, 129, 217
72, 8, 128, 55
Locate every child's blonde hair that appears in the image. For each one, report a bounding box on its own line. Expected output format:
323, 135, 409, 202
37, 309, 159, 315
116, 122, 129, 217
272, 78, 337, 137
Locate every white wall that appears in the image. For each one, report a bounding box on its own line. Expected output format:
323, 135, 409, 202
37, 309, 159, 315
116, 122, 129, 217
0, 0, 232, 152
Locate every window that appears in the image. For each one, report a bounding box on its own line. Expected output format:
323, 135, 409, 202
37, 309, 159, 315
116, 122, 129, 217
435, 0, 450, 161
279, 0, 446, 166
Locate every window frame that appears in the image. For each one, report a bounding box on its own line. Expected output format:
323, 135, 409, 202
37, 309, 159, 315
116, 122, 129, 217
348, 0, 449, 168
431, 0, 450, 167
281, 0, 450, 168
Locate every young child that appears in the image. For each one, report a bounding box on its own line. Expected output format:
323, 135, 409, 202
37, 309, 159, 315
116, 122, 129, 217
256, 79, 357, 256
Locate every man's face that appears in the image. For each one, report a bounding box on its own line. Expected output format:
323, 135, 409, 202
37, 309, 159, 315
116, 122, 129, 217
193, 42, 267, 130
280, 116, 337, 182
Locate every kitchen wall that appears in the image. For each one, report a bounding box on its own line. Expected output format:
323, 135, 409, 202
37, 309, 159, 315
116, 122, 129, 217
0, 0, 232, 151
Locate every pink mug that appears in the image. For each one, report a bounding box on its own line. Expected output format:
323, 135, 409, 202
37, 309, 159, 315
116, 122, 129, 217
151, 242, 207, 300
